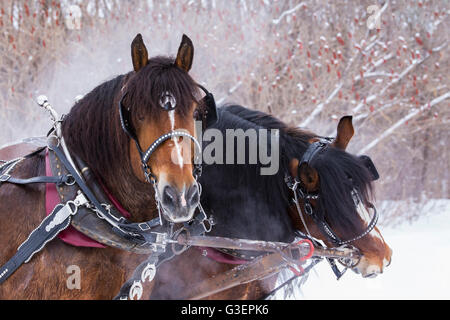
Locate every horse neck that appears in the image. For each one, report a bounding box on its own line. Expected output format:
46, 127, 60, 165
61, 76, 158, 222
65, 123, 158, 222
100, 160, 157, 223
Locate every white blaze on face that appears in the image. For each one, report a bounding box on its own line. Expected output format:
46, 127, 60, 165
180, 184, 187, 207
169, 109, 175, 129
168, 110, 184, 169
353, 191, 383, 242
156, 172, 168, 201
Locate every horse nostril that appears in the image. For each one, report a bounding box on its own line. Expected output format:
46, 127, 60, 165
186, 184, 200, 207
363, 273, 378, 279
162, 185, 178, 209
385, 256, 392, 268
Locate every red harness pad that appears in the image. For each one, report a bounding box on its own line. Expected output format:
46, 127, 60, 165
45, 151, 130, 248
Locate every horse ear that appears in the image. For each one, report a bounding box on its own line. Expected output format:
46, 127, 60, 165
175, 34, 194, 72
333, 115, 354, 150
289, 158, 319, 192
131, 34, 148, 72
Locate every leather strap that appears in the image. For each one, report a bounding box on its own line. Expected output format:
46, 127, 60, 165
47, 142, 166, 254
0, 174, 72, 185
0, 194, 87, 284
113, 207, 211, 300
299, 141, 327, 167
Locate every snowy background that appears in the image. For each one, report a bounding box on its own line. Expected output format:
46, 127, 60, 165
1, 0, 449, 300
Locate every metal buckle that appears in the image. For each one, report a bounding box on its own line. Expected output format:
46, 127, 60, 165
138, 222, 151, 231
304, 201, 313, 215
0, 174, 11, 182
286, 176, 300, 191
142, 164, 157, 184
149, 232, 169, 253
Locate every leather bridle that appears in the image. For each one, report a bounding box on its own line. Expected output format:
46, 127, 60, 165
285, 139, 380, 278
119, 88, 208, 182
118, 84, 217, 224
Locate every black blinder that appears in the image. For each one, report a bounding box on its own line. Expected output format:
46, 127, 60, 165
359, 155, 379, 181
119, 93, 141, 149
197, 85, 218, 129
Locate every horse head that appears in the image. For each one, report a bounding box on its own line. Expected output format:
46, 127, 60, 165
119, 34, 206, 223
288, 116, 392, 278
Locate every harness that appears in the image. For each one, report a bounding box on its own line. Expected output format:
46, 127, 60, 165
0, 89, 217, 292
284, 140, 380, 279
0, 92, 380, 298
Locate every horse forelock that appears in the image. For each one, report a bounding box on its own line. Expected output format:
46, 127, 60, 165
310, 147, 375, 236
125, 56, 200, 122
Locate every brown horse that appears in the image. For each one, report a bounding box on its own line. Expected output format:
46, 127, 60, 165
0, 33, 206, 299
148, 105, 393, 299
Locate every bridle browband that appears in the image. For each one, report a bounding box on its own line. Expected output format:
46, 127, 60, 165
285, 139, 380, 278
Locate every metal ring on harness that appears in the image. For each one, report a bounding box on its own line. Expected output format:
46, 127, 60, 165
171, 227, 190, 255
276, 239, 314, 273
65, 174, 76, 186
278, 239, 314, 277
337, 244, 362, 269
47, 134, 60, 149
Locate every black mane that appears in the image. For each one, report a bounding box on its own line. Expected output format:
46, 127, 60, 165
199, 105, 313, 243
200, 104, 374, 243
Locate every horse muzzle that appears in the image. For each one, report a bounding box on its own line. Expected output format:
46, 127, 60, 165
160, 183, 199, 223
